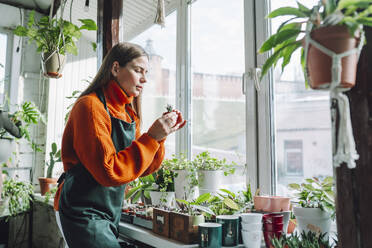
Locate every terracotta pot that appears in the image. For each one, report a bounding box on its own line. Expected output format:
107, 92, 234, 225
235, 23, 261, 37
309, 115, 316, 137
287, 219, 297, 234
38, 177, 58, 196
254, 196, 290, 212
306, 25, 360, 89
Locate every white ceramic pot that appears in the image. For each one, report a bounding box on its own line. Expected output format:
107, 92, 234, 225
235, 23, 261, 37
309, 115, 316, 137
149, 191, 175, 208
0, 138, 15, 163
240, 213, 263, 224
198, 170, 224, 195
241, 229, 262, 248
293, 206, 332, 236
174, 170, 198, 200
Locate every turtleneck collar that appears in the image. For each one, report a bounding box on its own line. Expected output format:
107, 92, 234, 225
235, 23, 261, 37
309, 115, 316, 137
104, 80, 133, 106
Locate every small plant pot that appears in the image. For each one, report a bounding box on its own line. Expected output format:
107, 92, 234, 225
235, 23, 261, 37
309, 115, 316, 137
306, 25, 361, 89
149, 191, 175, 207
38, 177, 58, 196
287, 219, 297, 234
174, 169, 198, 200
198, 170, 224, 195
42, 52, 66, 79
254, 196, 290, 212
170, 211, 205, 244
293, 206, 332, 236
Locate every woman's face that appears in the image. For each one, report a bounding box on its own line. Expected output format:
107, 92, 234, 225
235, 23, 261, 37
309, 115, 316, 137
111, 56, 149, 97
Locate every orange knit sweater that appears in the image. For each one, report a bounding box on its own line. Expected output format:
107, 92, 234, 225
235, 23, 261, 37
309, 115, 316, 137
54, 81, 165, 210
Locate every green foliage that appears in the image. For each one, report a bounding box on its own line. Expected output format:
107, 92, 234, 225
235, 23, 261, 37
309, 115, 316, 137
271, 230, 334, 248
154, 166, 175, 192
288, 176, 335, 218
193, 151, 236, 175
44, 186, 57, 204
206, 189, 241, 217
176, 193, 215, 216
1, 178, 34, 217
259, 0, 372, 81
13, 10, 97, 55
0, 101, 45, 152
125, 174, 155, 203
46, 142, 61, 178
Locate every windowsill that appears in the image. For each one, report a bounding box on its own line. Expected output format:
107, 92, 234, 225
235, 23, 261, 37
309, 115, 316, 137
118, 222, 247, 248
33, 193, 54, 207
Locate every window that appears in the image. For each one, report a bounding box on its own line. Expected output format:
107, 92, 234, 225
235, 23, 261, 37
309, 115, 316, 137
190, 0, 246, 189
0, 31, 10, 106
130, 11, 177, 158
283, 140, 303, 176
267, 0, 333, 195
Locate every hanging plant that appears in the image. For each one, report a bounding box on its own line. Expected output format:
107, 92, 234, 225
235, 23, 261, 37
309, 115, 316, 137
13, 9, 97, 78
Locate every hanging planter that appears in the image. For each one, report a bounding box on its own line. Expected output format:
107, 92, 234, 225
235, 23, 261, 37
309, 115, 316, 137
42, 51, 66, 78
305, 25, 361, 89
13, 4, 97, 79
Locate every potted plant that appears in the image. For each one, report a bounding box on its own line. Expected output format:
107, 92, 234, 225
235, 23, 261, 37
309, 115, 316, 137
0, 177, 34, 217
38, 142, 61, 196
0, 100, 45, 157
270, 230, 334, 248
171, 193, 213, 244
164, 153, 198, 201
259, 0, 372, 89
288, 176, 335, 237
193, 151, 236, 195
149, 165, 176, 207
13, 10, 97, 78
125, 174, 155, 205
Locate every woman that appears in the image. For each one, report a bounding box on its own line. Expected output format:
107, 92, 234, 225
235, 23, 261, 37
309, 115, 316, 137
53, 42, 186, 247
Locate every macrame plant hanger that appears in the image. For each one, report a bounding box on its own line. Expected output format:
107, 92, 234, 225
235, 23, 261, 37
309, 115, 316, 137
303, 21, 364, 169
154, 0, 166, 27
41, 0, 67, 78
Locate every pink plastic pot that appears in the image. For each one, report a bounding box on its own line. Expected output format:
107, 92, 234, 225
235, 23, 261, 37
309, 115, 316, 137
254, 196, 290, 212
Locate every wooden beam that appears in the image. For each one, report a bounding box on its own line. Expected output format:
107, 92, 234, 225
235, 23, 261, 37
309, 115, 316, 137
97, 0, 123, 67
336, 27, 372, 248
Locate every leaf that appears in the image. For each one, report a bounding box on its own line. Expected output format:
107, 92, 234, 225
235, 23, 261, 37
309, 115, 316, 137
337, 0, 372, 10
268, 7, 308, 19
78, 19, 98, 30
176, 199, 189, 205
259, 29, 301, 53
219, 188, 235, 198
192, 205, 215, 216
125, 185, 142, 199
281, 41, 302, 72
223, 198, 239, 210
288, 183, 301, 190
194, 192, 211, 204
13, 26, 28, 36
51, 142, 57, 154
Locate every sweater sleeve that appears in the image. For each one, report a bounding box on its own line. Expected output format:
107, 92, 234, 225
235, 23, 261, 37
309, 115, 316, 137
65, 96, 162, 187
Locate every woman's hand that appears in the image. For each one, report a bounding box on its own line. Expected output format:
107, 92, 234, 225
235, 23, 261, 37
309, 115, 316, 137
147, 110, 187, 141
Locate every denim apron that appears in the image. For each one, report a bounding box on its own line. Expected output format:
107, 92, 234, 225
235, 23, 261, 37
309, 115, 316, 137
58, 88, 135, 248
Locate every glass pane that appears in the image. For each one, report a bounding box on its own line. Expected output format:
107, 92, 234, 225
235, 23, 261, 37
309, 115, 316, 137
269, 0, 333, 195
191, 0, 246, 187
130, 11, 177, 158
0, 33, 7, 105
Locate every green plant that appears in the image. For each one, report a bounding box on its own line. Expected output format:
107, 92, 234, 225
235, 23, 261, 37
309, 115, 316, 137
259, 0, 372, 81
1, 177, 34, 217
176, 193, 214, 216
206, 189, 241, 217
125, 174, 155, 203
13, 10, 97, 55
288, 176, 335, 218
153, 166, 175, 192
0, 100, 45, 152
271, 230, 334, 248
46, 142, 61, 178
193, 151, 236, 175
44, 186, 58, 204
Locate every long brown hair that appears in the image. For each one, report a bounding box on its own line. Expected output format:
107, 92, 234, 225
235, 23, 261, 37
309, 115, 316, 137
80, 42, 148, 121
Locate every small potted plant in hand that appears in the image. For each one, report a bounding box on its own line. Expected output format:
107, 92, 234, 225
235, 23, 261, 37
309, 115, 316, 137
38, 142, 61, 196
288, 176, 335, 236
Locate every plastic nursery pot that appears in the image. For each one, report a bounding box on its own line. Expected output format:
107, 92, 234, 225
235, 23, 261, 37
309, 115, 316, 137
253, 196, 290, 212
38, 177, 58, 196
305, 25, 361, 89
262, 214, 283, 224
263, 222, 284, 232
